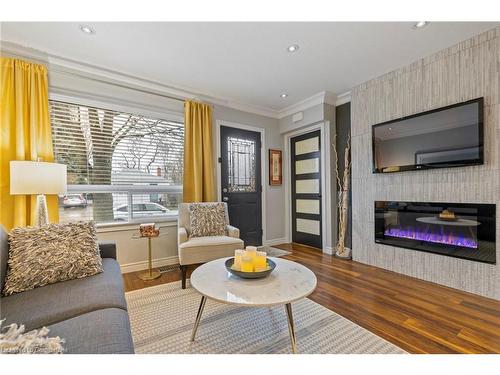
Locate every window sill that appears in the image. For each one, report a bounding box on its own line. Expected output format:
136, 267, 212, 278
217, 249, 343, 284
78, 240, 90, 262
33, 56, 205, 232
96, 216, 178, 233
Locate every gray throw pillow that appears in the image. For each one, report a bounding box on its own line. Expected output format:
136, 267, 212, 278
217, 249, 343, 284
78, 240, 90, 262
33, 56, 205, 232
2, 221, 103, 296
189, 203, 227, 238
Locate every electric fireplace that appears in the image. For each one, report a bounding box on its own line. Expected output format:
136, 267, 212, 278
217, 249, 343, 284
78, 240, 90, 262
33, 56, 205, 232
375, 201, 496, 264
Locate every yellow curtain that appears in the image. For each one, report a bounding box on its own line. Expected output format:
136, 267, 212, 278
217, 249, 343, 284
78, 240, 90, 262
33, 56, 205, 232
183, 100, 216, 202
0, 57, 58, 230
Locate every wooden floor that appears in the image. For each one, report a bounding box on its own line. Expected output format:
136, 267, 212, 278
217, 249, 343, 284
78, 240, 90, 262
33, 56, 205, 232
123, 243, 500, 354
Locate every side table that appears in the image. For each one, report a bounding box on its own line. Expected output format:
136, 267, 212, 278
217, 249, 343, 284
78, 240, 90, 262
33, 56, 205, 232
131, 233, 167, 281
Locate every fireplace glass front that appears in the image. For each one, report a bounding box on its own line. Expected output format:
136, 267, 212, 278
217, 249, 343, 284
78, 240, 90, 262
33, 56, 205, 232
374, 201, 496, 264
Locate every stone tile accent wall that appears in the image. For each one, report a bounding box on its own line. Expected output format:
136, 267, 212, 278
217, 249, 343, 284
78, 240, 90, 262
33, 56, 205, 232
351, 27, 500, 299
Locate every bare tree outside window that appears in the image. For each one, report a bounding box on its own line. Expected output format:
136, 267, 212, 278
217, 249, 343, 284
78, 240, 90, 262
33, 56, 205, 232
50, 101, 184, 223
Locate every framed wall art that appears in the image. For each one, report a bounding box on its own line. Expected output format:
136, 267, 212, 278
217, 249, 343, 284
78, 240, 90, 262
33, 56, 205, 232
269, 149, 282, 186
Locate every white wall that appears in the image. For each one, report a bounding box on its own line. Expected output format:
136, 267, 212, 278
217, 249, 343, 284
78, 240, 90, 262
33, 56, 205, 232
98, 222, 179, 273
279, 103, 325, 134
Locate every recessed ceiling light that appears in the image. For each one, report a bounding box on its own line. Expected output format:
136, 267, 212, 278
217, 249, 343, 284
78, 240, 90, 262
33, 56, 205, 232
80, 25, 95, 35
287, 44, 299, 53
280, 93, 288, 98
413, 21, 429, 30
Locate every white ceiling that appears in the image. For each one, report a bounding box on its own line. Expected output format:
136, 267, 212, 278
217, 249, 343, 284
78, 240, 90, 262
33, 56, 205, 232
1, 22, 498, 112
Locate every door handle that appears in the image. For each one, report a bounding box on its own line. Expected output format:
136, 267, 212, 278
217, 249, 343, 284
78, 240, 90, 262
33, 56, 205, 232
223, 197, 229, 201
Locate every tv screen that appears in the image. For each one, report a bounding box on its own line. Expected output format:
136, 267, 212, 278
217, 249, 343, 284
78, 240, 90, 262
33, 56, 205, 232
372, 98, 484, 173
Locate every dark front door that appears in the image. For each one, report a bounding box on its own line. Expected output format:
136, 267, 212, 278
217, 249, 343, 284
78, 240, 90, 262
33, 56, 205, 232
291, 130, 322, 249
220, 125, 262, 246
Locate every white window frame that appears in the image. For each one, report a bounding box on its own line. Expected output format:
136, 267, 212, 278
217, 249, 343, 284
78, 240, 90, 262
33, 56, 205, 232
66, 185, 183, 224
50, 92, 185, 226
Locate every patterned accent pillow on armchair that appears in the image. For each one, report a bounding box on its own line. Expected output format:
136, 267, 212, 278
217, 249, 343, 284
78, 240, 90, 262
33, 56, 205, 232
188, 203, 227, 237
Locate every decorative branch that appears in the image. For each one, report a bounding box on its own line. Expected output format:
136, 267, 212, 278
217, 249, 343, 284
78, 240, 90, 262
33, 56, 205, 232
333, 133, 351, 257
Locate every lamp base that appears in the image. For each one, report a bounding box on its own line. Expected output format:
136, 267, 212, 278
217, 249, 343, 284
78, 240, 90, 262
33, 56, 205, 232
35, 194, 49, 227
138, 270, 162, 281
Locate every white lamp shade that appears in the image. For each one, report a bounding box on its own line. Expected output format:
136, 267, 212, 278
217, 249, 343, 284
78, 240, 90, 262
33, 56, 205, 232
10, 161, 67, 195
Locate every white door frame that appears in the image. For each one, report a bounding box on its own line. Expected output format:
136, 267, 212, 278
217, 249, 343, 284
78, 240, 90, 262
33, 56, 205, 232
215, 120, 266, 246
283, 122, 333, 254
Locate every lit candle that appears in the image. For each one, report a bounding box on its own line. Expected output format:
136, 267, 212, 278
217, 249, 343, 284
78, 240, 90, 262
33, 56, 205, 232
233, 249, 244, 271
241, 254, 254, 272
255, 251, 267, 272
246, 246, 257, 262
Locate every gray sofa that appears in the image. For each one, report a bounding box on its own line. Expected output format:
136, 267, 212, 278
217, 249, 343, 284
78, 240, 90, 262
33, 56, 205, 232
0, 226, 134, 354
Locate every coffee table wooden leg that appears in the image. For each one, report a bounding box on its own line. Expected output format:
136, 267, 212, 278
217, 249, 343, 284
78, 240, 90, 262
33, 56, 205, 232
191, 296, 207, 341
285, 303, 297, 354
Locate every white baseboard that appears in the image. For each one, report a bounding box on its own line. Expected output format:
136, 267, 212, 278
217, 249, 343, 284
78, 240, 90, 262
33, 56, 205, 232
323, 246, 333, 255
120, 256, 179, 274
264, 237, 288, 246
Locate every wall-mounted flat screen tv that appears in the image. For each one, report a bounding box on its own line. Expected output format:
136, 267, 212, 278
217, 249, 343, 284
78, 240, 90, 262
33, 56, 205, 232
372, 98, 484, 173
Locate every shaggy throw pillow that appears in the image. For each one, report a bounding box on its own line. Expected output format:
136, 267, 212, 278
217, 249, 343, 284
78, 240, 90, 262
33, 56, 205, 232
189, 203, 227, 237
2, 221, 103, 296
0, 320, 64, 354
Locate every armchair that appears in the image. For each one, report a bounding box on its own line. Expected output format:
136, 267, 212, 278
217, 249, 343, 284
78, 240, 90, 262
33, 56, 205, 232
178, 202, 244, 288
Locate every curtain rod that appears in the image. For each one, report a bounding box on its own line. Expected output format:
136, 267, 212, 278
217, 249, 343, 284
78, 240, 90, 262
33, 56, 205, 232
51, 68, 188, 103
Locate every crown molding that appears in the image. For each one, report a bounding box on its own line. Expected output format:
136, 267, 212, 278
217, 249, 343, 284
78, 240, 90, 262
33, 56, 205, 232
277, 91, 338, 119
1, 41, 281, 118
335, 91, 351, 106
324, 91, 338, 106
48, 55, 197, 102
1, 41, 351, 120
194, 94, 280, 119
0, 40, 48, 63
48, 54, 282, 118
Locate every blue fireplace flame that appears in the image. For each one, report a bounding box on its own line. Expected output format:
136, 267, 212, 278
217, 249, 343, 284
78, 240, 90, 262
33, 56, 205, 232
384, 226, 478, 249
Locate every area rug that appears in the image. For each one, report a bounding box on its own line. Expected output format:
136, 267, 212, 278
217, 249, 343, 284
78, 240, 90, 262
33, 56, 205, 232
126, 281, 406, 354
258, 246, 292, 257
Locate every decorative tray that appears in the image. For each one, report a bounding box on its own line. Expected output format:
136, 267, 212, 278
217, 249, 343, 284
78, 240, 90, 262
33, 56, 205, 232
225, 258, 276, 279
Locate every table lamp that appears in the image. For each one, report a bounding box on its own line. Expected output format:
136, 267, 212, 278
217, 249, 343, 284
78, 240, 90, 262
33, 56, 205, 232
10, 160, 67, 226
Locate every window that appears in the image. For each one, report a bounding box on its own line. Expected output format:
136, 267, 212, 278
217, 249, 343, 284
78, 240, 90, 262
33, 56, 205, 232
50, 100, 184, 224
227, 136, 256, 192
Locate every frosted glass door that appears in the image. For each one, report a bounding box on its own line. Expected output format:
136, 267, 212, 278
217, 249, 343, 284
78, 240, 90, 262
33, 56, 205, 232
291, 130, 322, 249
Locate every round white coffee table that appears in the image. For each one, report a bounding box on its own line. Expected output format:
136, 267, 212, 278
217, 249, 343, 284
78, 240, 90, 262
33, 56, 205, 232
189, 257, 317, 353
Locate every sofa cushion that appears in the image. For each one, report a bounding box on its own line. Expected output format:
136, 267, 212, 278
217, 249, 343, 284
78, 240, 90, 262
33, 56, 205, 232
47, 308, 134, 354
178, 235, 244, 265
0, 258, 126, 331
189, 203, 227, 237
3, 221, 103, 296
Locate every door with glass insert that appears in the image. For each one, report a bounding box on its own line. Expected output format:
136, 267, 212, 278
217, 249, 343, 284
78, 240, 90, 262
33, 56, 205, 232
220, 126, 262, 246
291, 130, 322, 249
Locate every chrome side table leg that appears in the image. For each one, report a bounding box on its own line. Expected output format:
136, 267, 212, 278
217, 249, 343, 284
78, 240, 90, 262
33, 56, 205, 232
191, 296, 207, 341
285, 303, 297, 354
